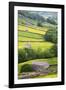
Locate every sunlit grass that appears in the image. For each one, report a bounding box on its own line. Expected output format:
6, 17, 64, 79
18, 25, 47, 35
18, 31, 43, 39
18, 36, 43, 41
34, 73, 57, 78
18, 41, 53, 50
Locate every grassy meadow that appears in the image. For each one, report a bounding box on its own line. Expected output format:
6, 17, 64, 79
18, 11, 58, 79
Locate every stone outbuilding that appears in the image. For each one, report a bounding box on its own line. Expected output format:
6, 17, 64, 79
32, 62, 49, 72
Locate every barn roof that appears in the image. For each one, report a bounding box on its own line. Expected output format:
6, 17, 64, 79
32, 62, 49, 67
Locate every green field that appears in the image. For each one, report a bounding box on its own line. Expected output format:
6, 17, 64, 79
18, 31, 43, 39
18, 36, 43, 41
18, 25, 47, 35
18, 57, 57, 74
18, 25, 54, 50
18, 57, 57, 78
18, 25, 57, 79
18, 11, 58, 79
18, 41, 53, 50
34, 73, 57, 78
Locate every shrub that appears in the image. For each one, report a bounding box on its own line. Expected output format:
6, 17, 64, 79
18, 49, 27, 63
20, 64, 34, 72
47, 17, 57, 25
18, 45, 57, 63
24, 48, 37, 59
40, 45, 57, 58
18, 48, 37, 63
49, 44, 57, 57
44, 29, 57, 43
37, 22, 43, 27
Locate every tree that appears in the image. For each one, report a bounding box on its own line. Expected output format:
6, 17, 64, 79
37, 21, 43, 27
20, 64, 33, 72
44, 29, 57, 43
47, 17, 57, 25
49, 44, 57, 57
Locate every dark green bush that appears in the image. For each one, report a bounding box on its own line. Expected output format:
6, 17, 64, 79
44, 29, 57, 43
18, 45, 57, 63
24, 48, 37, 59
42, 45, 57, 58
49, 44, 57, 57
37, 22, 43, 27
18, 48, 37, 63
18, 49, 27, 63
47, 17, 57, 25
20, 64, 33, 72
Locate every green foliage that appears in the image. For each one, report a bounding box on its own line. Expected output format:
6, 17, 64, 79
43, 44, 57, 58
49, 44, 57, 57
44, 29, 57, 43
18, 49, 26, 63
18, 57, 57, 74
18, 45, 57, 63
47, 17, 57, 25
37, 22, 43, 27
18, 48, 37, 63
18, 11, 45, 23
24, 48, 37, 60
18, 31, 43, 39
20, 64, 33, 72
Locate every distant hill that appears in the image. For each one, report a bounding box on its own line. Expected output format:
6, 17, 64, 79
18, 10, 58, 26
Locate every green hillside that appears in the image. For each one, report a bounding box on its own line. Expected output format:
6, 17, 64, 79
18, 10, 58, 79
18, 57, 57, 79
